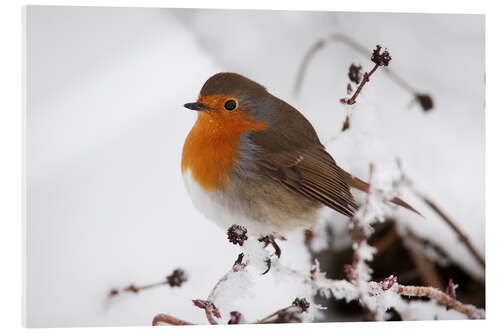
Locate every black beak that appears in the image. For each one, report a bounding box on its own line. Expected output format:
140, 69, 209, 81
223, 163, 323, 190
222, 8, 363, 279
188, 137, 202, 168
184, 102, 208, 111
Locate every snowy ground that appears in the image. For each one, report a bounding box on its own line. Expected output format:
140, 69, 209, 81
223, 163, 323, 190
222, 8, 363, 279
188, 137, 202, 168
24, 6, 484, 327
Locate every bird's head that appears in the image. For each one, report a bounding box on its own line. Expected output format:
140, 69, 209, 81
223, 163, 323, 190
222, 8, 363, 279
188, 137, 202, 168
184, 72, 275, 127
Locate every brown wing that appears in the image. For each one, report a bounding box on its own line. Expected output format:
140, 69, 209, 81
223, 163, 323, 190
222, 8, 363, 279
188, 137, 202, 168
243, 96, 358, 217
243, 94, 419, 217
254, 146, 358, 217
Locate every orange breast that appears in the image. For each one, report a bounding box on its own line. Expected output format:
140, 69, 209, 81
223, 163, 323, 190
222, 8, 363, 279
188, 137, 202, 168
181, 110, 266, 191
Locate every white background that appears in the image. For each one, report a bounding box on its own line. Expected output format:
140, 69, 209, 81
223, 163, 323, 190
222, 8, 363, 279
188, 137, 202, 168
1, 0, 499, 333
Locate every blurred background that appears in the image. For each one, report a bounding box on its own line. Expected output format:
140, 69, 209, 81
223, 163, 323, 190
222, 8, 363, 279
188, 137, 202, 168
24, 6, 484, 327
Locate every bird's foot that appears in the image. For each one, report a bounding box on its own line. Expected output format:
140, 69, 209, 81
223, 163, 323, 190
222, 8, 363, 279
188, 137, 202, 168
258, 234, 286, 275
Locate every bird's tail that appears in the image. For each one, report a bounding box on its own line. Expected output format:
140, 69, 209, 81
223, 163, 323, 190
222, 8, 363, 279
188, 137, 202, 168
342, 170, 422, 217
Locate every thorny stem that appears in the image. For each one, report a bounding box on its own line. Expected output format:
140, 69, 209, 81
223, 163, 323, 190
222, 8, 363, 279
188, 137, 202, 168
346, 64, 380, 105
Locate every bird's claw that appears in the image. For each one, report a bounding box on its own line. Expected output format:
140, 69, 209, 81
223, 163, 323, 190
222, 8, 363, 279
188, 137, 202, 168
262, 258, 272, 275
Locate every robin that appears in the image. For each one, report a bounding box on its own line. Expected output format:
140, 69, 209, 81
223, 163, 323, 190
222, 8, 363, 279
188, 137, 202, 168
181, 72, 418, 259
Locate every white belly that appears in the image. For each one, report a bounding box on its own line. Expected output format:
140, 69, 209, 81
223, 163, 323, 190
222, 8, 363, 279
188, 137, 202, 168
182, 170, 271, 235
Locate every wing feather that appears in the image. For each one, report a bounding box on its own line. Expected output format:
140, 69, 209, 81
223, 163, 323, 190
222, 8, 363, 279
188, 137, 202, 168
255, 147, 358, 217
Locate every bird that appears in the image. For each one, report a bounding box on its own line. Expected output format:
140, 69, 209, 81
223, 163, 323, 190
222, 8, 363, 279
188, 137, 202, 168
181, 72, 418, 257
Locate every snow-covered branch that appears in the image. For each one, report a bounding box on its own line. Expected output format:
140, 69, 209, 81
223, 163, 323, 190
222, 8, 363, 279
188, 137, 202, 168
149, 161, 484, 324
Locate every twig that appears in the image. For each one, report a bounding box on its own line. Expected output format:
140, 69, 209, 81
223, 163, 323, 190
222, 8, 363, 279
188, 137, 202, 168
257, 298, 310, 324
346, 64, 379, 105
282, 262, 485, 320
150, 257, 485, 324
369, 282, 485, 319
108, 269, 187, 298
294, 33, 433, 111
372, 224, 398, 253
396, 160, 485, 269
156, 253, 247, 325
419, 194, 485, 268
260, 305, 296, 323
405, 230, 445, 290
348, 163, 375, 283
207, 253, 247, 304
346, 164, 379, 317
152, 314, 192, 326
192, 300, 221, 325
294, 39, 325, 95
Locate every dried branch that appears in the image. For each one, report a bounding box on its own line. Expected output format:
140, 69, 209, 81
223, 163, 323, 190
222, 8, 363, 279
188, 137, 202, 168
340, 45, 392, 105
150, 253, 484, 325
344, 63, 380, 105
207, 253, 247, 304
349, 163, 375, 282
256, 298, 310, 324
397, 160, 485, 269
368, 281, 485, 319
405, 230, 445, 290
419, 194, 485, 268
346, 164, 381, 318
192, 299, 221, 325
372, 224, 398, 253
294, 33, 433, 111
152, 313, 192, 326
281, 261, 485, 320
108, 268, 187, 298
294, 39, 325, 95
147, 167, 483, 325
227, 224, 248, 246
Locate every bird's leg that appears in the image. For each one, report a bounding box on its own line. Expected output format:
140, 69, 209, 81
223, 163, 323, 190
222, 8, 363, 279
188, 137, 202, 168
258, 235, 287, 275
258, 235, 284, 257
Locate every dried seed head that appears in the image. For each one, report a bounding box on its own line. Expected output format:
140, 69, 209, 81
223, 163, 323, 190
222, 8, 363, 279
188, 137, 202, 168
348, 64, 363, 84
166, 269, 187, 287
227, 224, 248, 246
292, 298, 310, 312
415, 93, 434, 111
371, 45, 392, 66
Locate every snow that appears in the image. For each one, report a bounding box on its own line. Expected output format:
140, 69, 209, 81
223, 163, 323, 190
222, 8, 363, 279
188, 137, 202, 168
24, 6, 484, 327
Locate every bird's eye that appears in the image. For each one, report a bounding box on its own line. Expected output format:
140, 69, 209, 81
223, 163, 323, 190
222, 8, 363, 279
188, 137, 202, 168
224, 99, 237, 111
